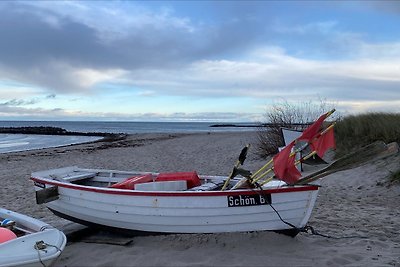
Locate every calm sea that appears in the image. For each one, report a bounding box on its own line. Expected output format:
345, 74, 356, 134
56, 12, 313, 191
0, 121, 256, 153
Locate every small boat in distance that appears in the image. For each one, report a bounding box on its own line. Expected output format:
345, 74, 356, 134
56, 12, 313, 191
0, 208, 67, 267
31, 166, 319, 237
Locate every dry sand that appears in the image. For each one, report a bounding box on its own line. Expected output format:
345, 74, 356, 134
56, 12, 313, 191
1, 132, 399, 266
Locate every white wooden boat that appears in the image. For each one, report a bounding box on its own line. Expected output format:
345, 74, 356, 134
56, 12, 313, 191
0, 208, 67, 267
31, 166, 319, 237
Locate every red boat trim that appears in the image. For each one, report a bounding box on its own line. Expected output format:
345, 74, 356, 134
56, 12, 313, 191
31, 177, 319, 197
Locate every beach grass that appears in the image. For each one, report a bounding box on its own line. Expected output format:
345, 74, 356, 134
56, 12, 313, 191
335, 112, 400, 157
389, 169, 400, 184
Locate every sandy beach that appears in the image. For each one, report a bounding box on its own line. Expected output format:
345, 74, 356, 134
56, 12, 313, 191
1, 131, 399, 266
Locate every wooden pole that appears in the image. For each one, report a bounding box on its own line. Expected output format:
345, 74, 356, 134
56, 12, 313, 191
250, 112, 336, 182
231, 122, 336, 190
258, 151, 318, 186
251, 124, 335, 184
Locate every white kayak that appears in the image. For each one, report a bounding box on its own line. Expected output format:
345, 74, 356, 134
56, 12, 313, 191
0, 208, 67, 267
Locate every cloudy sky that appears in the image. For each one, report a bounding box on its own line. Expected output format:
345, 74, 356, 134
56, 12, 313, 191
0, 1, 399, 121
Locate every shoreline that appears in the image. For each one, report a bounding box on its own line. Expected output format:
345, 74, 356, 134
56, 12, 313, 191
1, 131, 399, 266
0, 127, 130, 154
0, 133, 107, 155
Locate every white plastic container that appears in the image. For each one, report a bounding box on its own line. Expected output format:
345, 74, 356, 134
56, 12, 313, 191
134, 180, 187, 191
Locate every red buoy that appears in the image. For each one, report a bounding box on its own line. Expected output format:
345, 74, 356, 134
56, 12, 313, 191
0, 227, 17, 244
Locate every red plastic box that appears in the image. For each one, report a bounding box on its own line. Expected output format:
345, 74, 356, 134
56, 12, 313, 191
156, 172, 201, 189
110, 174, 153, 190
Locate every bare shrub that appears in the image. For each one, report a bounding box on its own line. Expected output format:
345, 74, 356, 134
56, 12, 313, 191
256, 99, 336, 158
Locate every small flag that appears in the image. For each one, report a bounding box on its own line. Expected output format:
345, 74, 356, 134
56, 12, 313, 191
273, 141, 301, 184
298, 112, 329, 142
311, 126, 336, 158
284, 153, 302, 184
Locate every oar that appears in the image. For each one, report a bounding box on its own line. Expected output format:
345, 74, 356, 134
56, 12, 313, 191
250, 158, 273, 182
251, 110, 336, 182
221, 144, 250, 191
251, 123, 336, 184
231, 114, 337, 191
259, 151, 318, 186
295, 141, 394, 185
230, 149, 318, 190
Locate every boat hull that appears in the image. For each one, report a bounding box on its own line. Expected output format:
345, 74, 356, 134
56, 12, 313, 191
0, 208, 67, 267
31, 171, 319, 234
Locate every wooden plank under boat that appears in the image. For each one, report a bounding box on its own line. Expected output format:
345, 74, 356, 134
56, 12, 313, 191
0, 208, 67, 267
31, 166, 319, 236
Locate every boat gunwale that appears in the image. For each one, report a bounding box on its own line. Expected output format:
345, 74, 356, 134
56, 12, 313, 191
31, 176, 319, 197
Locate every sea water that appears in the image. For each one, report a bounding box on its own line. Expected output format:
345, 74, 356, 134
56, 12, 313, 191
0, 121, 256, 153
0, 121, 256, 134
0, 134, 101, 154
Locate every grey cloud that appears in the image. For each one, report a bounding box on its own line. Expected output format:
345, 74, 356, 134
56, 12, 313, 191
1, 98, 39, 106
0, 102, 256, 121
323, 79, 399, 102
0, 93, 58, 106
0, 2, 267, 93
268, 71, 400, 102
0, 0, 399, 111
0, 104, 57, 116
122, 59, 400, 103
0, 6, 105, 69
46, 94, 56, 99
263, 75, 400, 103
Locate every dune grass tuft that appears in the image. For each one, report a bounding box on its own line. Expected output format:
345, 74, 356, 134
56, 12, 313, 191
334, 112, 400, 157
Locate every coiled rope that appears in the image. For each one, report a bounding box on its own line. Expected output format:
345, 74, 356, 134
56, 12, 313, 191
34, 240, 62, 267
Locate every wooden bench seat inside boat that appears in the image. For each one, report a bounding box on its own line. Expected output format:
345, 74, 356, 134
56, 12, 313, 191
50, 171, 98, 183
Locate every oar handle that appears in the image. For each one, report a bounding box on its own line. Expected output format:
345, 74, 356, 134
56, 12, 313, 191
256, 150, 318, 186
221, 144, 250, 191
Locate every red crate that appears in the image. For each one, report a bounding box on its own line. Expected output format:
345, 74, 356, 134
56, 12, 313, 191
110, 174, 153, 190
156, 172, 201, 189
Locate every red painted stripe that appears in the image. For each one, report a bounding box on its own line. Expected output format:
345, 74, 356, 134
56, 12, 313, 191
30, 177, 318, 197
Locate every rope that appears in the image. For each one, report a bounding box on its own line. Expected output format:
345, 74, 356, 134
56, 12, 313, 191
251, 183, 367, 239
34, 240, 63, 267
299, 225, 367, 239
253, 182, 298, 229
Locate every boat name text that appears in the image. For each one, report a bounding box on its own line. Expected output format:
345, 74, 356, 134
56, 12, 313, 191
34, 181, 46, 188
227, 194, 271, 207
